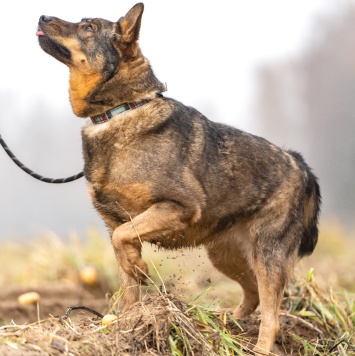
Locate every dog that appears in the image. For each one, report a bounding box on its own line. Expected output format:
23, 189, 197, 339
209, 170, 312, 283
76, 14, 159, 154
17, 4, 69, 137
36, 3, 321, 354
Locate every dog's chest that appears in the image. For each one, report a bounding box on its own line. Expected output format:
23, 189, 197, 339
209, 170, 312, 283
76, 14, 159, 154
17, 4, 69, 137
82, 122, 143, 182
82, 127, 155, 225
88, 180, 153, 227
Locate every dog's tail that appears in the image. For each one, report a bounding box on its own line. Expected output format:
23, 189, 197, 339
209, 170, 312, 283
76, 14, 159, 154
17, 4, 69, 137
288, 151, 321, 257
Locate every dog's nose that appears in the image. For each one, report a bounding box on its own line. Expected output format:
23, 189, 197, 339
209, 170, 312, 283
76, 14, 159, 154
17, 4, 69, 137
40, 15, 52, 23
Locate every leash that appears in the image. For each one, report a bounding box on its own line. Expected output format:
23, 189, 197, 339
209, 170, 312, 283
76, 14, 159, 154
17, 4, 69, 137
0, 97, 160, 183
0, 133, 84, 183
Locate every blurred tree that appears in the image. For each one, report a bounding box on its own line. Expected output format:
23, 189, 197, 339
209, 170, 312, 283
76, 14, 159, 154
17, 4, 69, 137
255, 3, 355, 226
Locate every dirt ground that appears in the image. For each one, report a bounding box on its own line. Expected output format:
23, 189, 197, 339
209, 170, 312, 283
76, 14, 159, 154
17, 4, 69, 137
0, 283, 324, 355
0, 284, 107, 325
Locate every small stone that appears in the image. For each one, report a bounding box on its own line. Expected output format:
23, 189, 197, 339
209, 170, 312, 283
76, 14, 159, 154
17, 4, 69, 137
18, 292, 41, 305
102, 314, 118, 326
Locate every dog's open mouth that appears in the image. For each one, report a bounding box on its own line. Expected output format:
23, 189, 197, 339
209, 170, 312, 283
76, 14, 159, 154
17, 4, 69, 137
37, 28, 71, 63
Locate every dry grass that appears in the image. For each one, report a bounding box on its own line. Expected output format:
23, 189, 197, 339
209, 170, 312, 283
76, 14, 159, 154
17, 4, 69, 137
0, 220, 354, 355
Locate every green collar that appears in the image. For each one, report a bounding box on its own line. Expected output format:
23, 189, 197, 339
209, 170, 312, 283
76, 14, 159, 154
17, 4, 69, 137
90, 99, 151, 125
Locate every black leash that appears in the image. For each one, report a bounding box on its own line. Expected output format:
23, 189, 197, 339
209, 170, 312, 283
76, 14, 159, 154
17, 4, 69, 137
0, 133, 84, 183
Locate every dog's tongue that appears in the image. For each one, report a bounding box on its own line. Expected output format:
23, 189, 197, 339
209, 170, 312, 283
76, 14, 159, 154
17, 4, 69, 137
36, 30, 45, 36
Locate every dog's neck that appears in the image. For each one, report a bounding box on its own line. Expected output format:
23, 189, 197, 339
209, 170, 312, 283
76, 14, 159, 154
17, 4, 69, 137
68, 56, 166, 118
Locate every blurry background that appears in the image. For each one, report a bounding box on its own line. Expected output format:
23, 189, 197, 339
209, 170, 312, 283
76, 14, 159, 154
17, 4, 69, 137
1, 0, 354, 241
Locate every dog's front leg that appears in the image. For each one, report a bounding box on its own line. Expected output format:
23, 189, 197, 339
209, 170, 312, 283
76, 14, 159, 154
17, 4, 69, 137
114, 253, 142, 312
112, 200, 200, 309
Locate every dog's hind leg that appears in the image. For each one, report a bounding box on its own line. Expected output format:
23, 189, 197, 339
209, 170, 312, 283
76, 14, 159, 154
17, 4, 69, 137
251, 224, 299, 355
232, 268, 259, 319
205, 230, 260, 319
252, 260, 285, 355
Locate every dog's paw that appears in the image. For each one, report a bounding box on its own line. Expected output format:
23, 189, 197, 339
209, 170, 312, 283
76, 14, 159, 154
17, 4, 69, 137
132, 258, 149, 283
252, 344, 271, 355
121, 255, 149, 283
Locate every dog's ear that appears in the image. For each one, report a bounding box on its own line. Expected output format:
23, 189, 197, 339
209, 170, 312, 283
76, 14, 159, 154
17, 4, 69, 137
119, 3, 144, 43
113, 3, 144, 57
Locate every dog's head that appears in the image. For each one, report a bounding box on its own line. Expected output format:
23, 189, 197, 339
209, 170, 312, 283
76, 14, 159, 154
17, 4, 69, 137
36, 3, 162, 117
37, 3, 143, 75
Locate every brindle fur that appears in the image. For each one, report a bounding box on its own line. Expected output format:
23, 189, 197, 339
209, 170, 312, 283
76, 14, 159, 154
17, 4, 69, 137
37, 4, 321, 354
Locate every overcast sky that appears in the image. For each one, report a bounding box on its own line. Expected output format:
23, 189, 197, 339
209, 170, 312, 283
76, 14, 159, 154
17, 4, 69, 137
0, 0, 335, 239
0, 0, 329, 128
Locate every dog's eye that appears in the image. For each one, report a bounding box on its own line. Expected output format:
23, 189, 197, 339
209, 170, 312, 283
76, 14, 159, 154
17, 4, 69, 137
85, 24, 94, 32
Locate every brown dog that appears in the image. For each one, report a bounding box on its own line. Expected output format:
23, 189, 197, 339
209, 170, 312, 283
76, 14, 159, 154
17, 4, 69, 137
37, 3, 320, 354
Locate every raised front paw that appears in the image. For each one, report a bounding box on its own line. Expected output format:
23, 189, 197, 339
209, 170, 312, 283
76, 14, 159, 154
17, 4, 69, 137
121, 254, 149, 284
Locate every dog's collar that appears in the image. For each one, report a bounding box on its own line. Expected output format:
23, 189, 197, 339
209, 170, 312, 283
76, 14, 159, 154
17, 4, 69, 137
90, 99, 151, 125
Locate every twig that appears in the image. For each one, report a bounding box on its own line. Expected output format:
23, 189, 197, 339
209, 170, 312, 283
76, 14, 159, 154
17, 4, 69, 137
279, 312, 324, 336
37, 302, 42, 332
